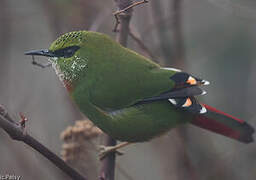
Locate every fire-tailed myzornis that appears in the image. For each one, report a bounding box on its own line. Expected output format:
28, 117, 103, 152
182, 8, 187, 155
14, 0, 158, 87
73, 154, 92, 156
25, 31, 254, 158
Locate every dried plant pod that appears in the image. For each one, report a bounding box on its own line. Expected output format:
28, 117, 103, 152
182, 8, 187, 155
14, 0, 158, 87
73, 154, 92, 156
60, 119, 103, 179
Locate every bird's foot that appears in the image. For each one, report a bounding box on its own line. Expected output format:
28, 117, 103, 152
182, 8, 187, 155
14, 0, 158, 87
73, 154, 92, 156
98, 145, 124, 160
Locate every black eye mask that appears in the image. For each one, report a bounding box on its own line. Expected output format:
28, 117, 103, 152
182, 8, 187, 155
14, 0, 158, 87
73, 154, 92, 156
25, 46, 81, 68
53, 46, 80, 58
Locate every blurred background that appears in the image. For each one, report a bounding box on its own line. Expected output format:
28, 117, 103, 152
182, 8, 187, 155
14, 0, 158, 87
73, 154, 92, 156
0, 0, 256, 179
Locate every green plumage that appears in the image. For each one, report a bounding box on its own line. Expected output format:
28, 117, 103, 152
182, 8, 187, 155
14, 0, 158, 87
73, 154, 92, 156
25, 30, 255, 144
48, 31, 192, 142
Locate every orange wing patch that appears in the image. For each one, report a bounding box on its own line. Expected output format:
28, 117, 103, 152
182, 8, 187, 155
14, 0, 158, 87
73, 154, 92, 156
186, 76, 197, 85
182, 98, 192, 107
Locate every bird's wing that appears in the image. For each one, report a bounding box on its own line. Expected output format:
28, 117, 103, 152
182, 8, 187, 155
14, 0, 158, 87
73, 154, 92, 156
161, 67, 210, 88
88, 61, 209, 112
134, 86, 205, 105
131, 67, 209, 114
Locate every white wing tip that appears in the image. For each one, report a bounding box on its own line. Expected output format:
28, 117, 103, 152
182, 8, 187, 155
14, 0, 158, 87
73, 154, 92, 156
202, 80, 210, 85
201, 90, 207, 95
200, 106, 207, 114
161, 67, 182, 72
168, 99, 177, 105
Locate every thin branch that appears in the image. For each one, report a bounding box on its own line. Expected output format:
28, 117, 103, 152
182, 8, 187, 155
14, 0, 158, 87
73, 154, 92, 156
129, 27, 157, 61
99, 135, 117, 180
113, 0, 148, 32
114, 0, 133, 46
114, 0, 148, 16
0, 104, 87, 180
142, 14, 175, 38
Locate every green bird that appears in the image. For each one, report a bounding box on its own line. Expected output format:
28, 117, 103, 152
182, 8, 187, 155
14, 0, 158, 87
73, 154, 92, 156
25, 31, 254, 158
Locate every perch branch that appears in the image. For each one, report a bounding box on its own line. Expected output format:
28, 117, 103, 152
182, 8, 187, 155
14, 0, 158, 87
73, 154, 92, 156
99, 0, 141, 180
114, 0, 133, 45
0, 104, 87, 180
99, 136, 117, 180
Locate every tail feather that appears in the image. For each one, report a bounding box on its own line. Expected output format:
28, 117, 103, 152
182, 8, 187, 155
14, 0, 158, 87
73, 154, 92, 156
190, 104, 254, 143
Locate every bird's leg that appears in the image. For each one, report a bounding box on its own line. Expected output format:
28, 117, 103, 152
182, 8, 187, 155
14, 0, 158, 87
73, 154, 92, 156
99, 142, 131, 160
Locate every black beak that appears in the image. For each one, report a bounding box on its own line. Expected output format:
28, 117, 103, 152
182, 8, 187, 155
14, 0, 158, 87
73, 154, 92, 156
24, 49, 55, 57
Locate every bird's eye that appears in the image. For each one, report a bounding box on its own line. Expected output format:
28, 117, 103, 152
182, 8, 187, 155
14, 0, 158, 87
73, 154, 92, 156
54, 46, 80, 58
64, 48, 75, 58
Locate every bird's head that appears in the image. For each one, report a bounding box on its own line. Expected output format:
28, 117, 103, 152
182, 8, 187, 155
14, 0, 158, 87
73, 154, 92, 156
25, 31, 111, 83
25, 31, 88, 63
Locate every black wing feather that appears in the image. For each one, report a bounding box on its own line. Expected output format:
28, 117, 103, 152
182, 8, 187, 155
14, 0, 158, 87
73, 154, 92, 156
134, 86, 204, 105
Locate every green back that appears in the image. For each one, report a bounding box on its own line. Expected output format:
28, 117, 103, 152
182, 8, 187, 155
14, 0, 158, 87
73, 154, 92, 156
63, 32, 177, 110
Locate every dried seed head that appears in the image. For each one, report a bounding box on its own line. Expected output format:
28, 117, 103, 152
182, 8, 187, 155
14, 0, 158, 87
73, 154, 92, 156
60, 120, 102, 141
60, 119, 101, 178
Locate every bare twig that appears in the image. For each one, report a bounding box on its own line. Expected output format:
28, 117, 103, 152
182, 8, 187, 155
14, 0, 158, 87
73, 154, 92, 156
113, 0, 149, 32
129, 27, 157, 61
0, 104, 87, 180
114, 0, 148, 16
114, 0, 133, 45
141, 14, 175, 39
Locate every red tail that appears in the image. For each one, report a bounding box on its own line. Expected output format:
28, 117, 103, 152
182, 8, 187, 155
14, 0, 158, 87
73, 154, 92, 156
190, 104, 254, 143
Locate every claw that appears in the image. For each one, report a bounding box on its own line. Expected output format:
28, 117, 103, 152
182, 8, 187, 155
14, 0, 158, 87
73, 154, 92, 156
98, 145, 124, 160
